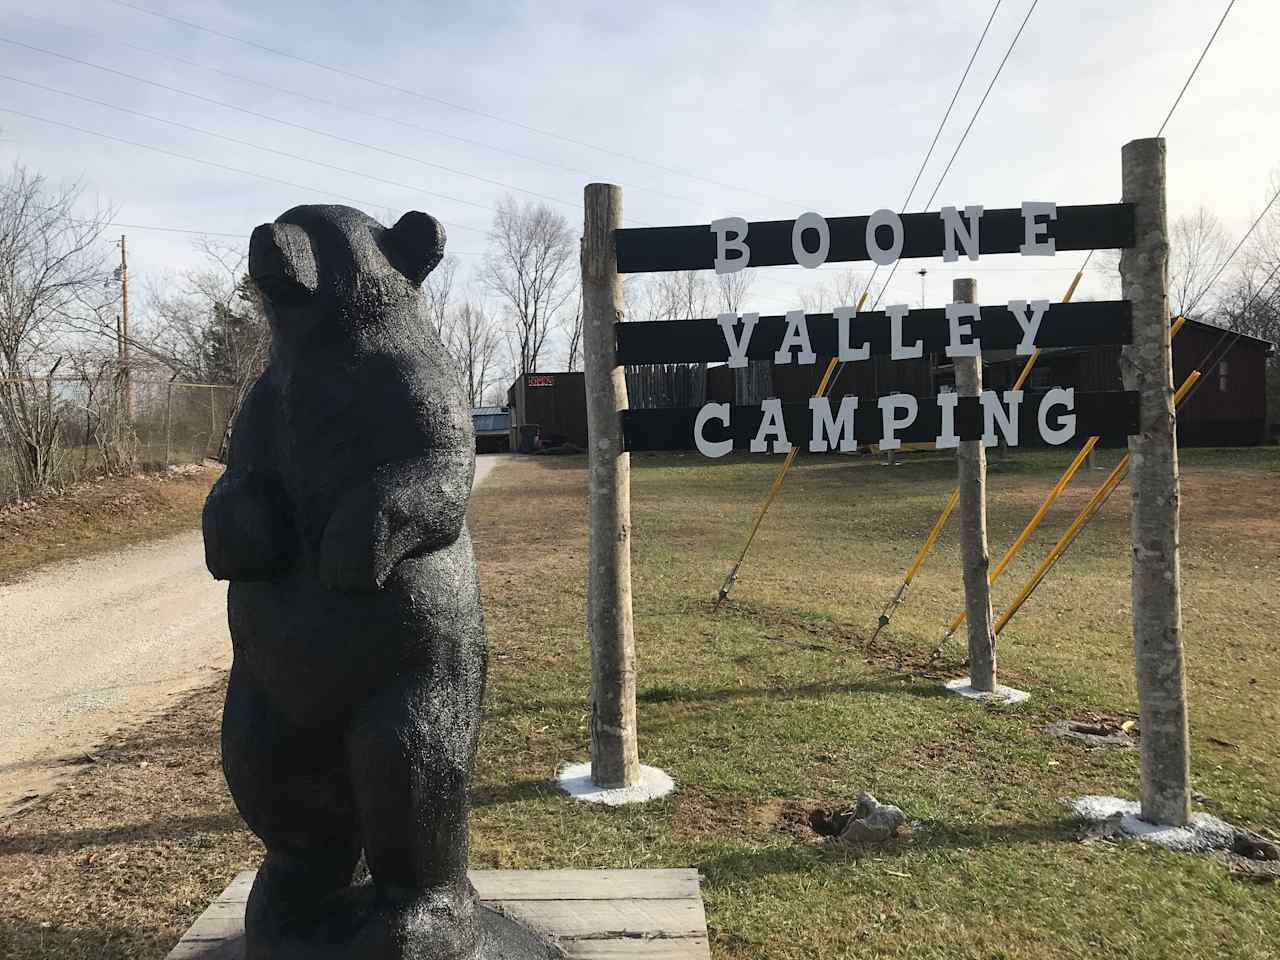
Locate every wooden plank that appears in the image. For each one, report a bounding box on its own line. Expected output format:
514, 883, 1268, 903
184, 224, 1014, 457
166, 936, 245, 960
615, 300, 1131, 365
496, 898, 706, 940
623, 390, 1140, 452
563, 936, 712, 959
473, 869, 703, 901
614, 203, 1134, 273
168, 869, 712, 960
212, 869, 701, 904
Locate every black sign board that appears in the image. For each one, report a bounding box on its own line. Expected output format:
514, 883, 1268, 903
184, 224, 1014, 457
614, 203, 1134, 274
606, 201, 1140, 456
615, 300, 1131, 365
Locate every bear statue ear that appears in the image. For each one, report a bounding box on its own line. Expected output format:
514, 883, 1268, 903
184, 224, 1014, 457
383, 211, 446, 287
249, 222, 318, 305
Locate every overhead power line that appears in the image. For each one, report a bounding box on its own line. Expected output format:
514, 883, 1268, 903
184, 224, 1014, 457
1184, 182, 1280, 318
0, 105, 486, 236
899, 0, 1005, 225
1157, 0, 1237, 137
0, 36, 659, 226
2, 72, 508, 218
106, 0, 810, 209
711, 0, 1024, 611
863, 0, 1042, 315
856, 0, 1004, 317
8, 10, 706, 211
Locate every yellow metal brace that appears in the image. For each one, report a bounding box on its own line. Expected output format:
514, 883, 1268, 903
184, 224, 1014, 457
991, 366, 1201, 635
713, 291, 869, 611
938, 315, 1190, 645
868, 268, 1086, 640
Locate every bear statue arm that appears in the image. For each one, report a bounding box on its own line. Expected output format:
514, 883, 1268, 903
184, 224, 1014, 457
203, 468, 297, 582
318, 448, 472, 594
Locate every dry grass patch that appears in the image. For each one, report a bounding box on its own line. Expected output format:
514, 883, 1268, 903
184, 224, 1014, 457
0, 465, 220, 583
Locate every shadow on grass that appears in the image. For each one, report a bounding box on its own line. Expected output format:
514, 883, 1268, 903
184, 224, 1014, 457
471, 778, 561, 808
697, 817, 1079, 884
640, 676, 953, 705
486, 674, 955, 723
0, 811, 245, 858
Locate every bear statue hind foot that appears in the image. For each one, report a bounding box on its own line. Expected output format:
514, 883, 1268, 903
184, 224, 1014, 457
245, 881, 561, 960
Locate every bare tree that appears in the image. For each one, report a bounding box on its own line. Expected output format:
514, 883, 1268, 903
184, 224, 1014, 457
658, 270, 713, 319
561, 287, 583, 371
716, 270, 754, 314
481, 195, 575, 375
132, 240, 268, 460
422, 254, 458, 342
625, 271, 714, 323
622, 276, 664, 323
1170, 207, 1231, 318
716, 269, 770, 404
64, 350, 137, 477
0, 164, 113, 497
797, 268, 868, 313
442, 298, 502, 408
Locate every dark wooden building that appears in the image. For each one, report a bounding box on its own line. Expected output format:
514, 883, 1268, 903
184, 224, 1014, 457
512, 320, 1270, 453
729, 317, 1270, 448
966, 318, 1272, 446
506, 372, 588, 452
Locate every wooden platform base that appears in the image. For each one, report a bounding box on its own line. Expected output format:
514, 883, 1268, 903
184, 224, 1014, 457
166, 869, 711, 959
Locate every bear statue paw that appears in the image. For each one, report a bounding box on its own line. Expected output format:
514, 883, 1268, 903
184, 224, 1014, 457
245, 881, 562, 960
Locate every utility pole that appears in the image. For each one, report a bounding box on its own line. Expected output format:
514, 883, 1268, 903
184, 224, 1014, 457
118, 235, 133, 422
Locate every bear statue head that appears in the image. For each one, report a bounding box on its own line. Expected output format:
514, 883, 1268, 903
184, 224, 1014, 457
248, 204, 446, 350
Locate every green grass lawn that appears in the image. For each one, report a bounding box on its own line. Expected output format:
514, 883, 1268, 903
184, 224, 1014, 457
469, 447, 1280, 960
1, 448, 1275, 959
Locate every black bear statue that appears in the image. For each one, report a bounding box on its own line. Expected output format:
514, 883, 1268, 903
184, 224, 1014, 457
203, 204, 558, 959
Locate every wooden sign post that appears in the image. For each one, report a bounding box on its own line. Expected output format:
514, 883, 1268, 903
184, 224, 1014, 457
1120, 138, 1190, 827
952, 277, 997, 693
581, 183, 641, 789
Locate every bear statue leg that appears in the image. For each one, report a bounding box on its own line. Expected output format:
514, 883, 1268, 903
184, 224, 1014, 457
222, 666, 363, 959
344, 669, 484, 960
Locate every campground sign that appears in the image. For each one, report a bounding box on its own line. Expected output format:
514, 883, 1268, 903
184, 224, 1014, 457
611, 201, 1138, 455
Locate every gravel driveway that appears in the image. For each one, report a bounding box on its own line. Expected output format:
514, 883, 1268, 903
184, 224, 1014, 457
0, 454, 505, 815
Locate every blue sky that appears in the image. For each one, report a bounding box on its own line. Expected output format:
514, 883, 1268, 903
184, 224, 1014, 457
1, 0, 1276, 319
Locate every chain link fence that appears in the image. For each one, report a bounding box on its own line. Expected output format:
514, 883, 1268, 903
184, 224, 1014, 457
0, 378, 238, 505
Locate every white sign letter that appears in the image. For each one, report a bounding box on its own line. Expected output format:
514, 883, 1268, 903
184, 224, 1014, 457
712, 216, 750, 273
866, 208, 904, 265
694, 402, 733, 458
1007, 299, 1049, 355
718, 312, 760, 369
980, 389, 1024, 447
935, 390, 960, 449
809, 396, 859, 452
878, 394, 918, 451
887, 303, 922, 360
1020, 201, 1057, 257
774, 310, 816, 365
941, 205, 983, 262
792, 212, 830, 269
750, 398, 792, 454
945, 302, 981, 358
834, 304, 870, 362
1038, 387, 1077, 445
